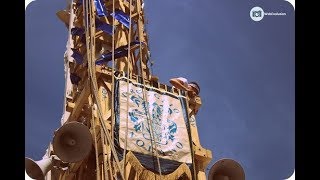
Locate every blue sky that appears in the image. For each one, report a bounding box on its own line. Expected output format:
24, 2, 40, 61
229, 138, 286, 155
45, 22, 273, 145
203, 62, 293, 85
25, 0, 295, 179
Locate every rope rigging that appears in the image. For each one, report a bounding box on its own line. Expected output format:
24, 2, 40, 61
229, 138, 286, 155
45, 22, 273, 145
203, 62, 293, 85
135, 0, 162, 177
84, 0, 163, 178
25, 0, 220, 180
83, 0, 124, 179
123, 0, 132, 177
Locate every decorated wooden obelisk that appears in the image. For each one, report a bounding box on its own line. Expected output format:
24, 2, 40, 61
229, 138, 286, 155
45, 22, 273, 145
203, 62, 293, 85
25, 0, 245, 179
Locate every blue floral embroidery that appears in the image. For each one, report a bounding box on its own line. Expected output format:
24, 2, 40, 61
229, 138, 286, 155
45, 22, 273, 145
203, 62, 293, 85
123, 91, 179, 145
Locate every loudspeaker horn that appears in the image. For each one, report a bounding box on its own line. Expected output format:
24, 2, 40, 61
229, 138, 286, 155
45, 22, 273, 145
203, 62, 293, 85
53, 121, 93, 163
25, 156, 52, 180
208, 158, 245, 180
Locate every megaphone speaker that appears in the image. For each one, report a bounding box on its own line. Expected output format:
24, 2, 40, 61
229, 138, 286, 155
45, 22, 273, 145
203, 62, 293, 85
53, 121, 93, 163
208, 158, 245, 180
25, 157, 52, 180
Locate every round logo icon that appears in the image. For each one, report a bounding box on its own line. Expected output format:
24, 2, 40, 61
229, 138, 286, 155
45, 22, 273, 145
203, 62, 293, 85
250, 6, 264, 21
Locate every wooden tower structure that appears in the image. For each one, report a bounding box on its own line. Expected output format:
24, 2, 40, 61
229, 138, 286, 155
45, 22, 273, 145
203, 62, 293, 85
25, 0, 245, 179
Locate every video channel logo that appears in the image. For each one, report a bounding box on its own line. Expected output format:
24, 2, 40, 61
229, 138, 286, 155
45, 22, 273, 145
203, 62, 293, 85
250, 6, 264, 21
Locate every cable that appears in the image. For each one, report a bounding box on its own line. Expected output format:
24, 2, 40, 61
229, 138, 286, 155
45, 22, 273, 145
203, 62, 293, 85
136, 0, 162, 177
123, 0, 133, 178
84, 0, 125, 179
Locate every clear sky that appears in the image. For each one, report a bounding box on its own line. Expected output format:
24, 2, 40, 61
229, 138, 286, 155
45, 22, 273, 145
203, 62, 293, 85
25, 0, 295, 179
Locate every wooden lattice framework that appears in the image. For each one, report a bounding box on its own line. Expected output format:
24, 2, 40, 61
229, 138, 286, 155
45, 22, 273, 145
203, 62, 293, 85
42, 0, 212, 179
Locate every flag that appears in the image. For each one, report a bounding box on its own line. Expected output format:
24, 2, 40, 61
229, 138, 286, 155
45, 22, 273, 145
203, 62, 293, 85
70, 73, 81, 85
71, 48, 84, 64
113, 78, 193, 174
94, 0, 107, 17
71, 27, 85, 36
111, 9, 130, 28
95, 41, 140, 65
95, 19, 113, 35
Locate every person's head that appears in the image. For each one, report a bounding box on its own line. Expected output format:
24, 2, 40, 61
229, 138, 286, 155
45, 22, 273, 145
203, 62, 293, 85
188, 82, 200, 95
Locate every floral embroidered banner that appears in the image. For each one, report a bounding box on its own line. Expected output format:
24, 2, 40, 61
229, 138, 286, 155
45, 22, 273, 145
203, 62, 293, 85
117, 79, 192, 164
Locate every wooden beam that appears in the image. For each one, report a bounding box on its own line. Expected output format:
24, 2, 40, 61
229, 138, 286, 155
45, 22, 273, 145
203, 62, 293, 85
123, 0, 136, 12
67, 79, 91, 122
194, 145, 212, 168
104, 109, 112, 121
131, 12, 138, 19
105, 0, 136, 13
67, 102, 75, 109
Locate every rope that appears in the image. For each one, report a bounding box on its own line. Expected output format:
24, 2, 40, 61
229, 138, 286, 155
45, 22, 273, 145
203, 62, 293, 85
83, 1, 101, 180
84, 0, 125, 179
88, 4, 108, 180
185, 99, 198, 180
136, 0, 162, 177
110, 0, 120, 177
91, 3, 109, 180
101, 126, 109, 180
110, 0, 116, 150
91, 103, 101, 180
123, 0, 132, 178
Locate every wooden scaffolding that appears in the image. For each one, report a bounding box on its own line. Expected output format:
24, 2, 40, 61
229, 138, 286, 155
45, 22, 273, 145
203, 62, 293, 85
28, 0, 213, 179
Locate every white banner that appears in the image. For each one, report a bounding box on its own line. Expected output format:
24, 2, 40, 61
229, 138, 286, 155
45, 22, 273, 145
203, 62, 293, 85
118, 80, 192, 163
